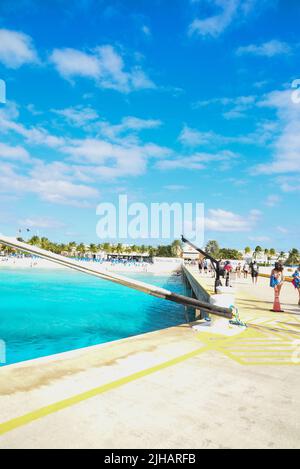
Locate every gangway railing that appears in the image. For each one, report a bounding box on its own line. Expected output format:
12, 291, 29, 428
0, 235, 232, 319
181, 236, 223, 293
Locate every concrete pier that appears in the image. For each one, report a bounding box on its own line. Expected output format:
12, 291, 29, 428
0, 267, 299, 449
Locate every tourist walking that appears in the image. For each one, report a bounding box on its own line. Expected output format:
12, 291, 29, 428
224, 261, 233, 287
250, 261, 259, 284
292, 266, 300, 306
243, 262, 249, 279
236, 262, 242, 279
270, 262, 284, 312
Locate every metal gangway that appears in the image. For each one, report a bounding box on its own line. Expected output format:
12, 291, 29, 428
0, 235, 232, 319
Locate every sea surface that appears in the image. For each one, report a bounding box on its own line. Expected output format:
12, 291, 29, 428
0, 268, 190, 366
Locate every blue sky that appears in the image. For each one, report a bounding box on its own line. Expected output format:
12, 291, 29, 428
0, 0, 299, 249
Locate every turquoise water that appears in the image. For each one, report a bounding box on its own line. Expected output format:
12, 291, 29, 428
0, 268, 190, 366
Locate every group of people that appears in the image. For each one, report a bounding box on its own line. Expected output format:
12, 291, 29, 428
235, 261, 260, 283
270, 262, 300, 307
220, 261, 259, 285
292, 266, 300, 305
198, 259, 213, 275
198, 257, 300, 307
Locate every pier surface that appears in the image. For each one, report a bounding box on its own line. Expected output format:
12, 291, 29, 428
0, 269, 299, 449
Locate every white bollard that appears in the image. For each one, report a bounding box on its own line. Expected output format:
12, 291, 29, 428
210, 293, 234, 309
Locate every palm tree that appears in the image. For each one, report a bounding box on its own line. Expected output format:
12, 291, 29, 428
264, 248, 269, 264
2, 245, 15, 255
110, 244, 118, 254
58, 244, 68, 255
171, 240, 182, 257
278, 251, 285, 261
244, 246, 251, 255
269, 248, 276, 257
28, 236, 41, 247
89, 243, 98, 254
148, 246, 158, 257
286, 248, 300, 266
77, 243, 86, 257
40, 237, 50, 250
254, 245, 262, 260
102, 242, 111, 252
68, 241, 77, 254
205, 240, 220, 257
116, 243, 123, 254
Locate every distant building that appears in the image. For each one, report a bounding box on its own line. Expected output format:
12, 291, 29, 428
106, 252, 150, 262
181, 244, 200, 261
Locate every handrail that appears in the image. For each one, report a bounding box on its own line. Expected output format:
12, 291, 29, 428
181, 235, 222, 293
0, 235, 233, 319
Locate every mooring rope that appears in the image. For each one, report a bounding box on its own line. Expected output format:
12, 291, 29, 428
228, 305, 300, 336
229, 305, 248, 328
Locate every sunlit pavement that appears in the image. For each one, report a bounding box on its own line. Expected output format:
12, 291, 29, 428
0, 273, 299, 449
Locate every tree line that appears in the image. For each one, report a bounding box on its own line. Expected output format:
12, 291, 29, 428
0, 236, 182, 259
1, 236, 299, 265
205, 240, 300, 265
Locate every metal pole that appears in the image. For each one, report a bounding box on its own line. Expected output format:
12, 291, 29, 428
0, 235, 232, 319
181, 236, 222, 293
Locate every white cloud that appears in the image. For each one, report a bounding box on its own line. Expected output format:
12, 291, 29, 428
193, 95, 257, 120
189, 0, 274, 39
265, 194, 280, 207
0, 28, 38, 68
189, 0, 238, 38
50, 45, 156, 93
178, 125, 215, 147
52, 106, 99, 127
142, 25, 151, 37
20, 217, 65, 229
192, 97, 231, 108
0, 142, 30, 162
236, 40, 292, 57
255, 89, 300, 176
178, 121, 278, 150
97, 116, 162, 141
62, 137, 170, 179
0, 102, 65, 148
50, 48, 100, 79
0, 162, 99, 207
277, 176, 300, 193
0, 104, 170, 192
206, 208, 261, 232
277, 226, 288, 234
157, 150, 237, 170
26, 104, 43, 116
253, 80, 268, 89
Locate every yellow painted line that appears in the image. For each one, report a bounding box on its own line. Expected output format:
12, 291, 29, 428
0, 340, 222, 437
1, 294, 298, 438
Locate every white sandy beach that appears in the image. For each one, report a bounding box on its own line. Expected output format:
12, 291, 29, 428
0, 256, 182, 274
